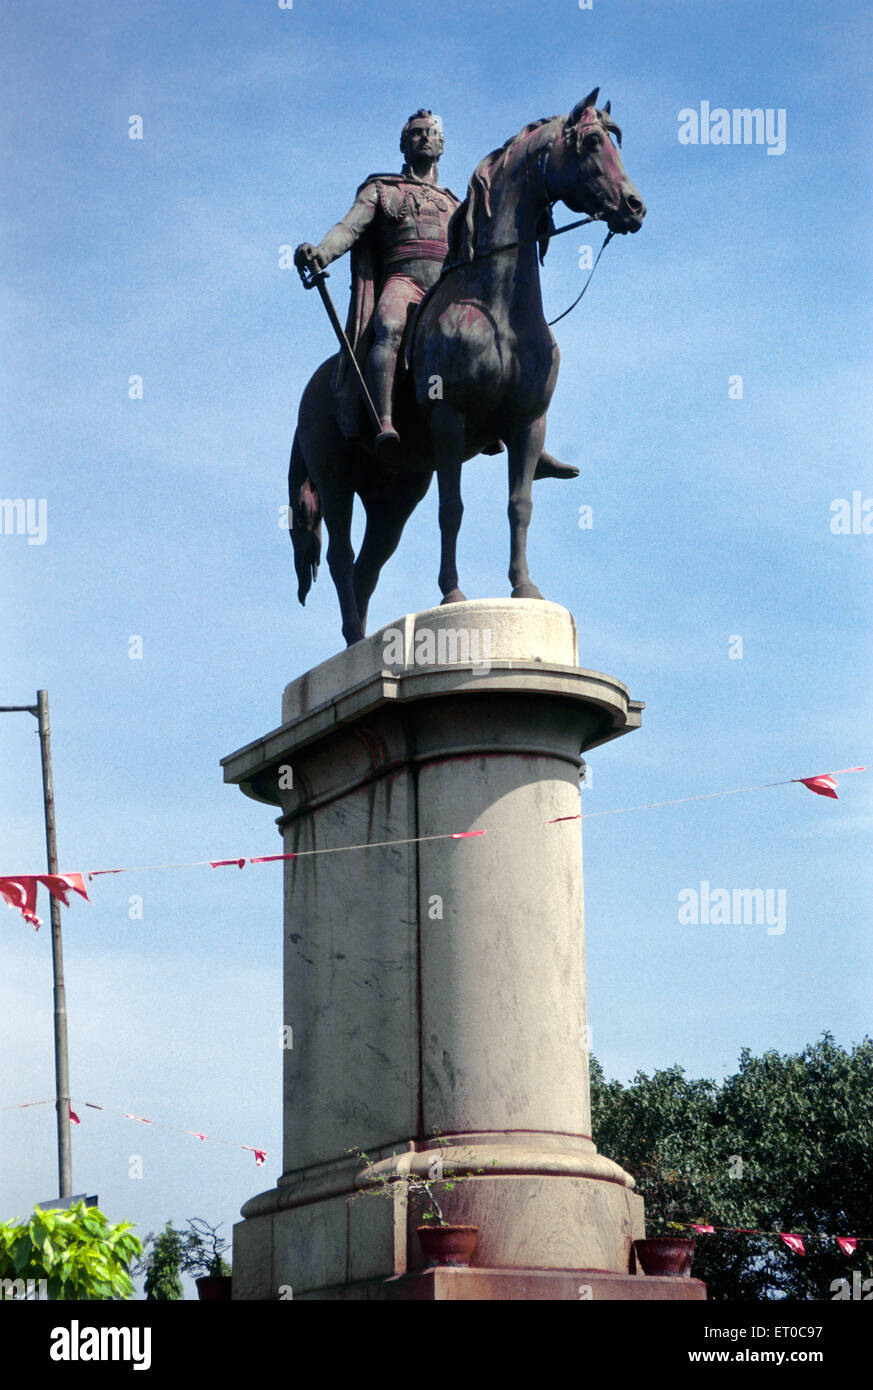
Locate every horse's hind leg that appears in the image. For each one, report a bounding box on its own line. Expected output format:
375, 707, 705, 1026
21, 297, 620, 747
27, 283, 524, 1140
354, 471, 431, 631
506, 413, 547, 600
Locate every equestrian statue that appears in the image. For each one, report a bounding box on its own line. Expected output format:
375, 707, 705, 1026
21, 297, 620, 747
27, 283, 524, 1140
290, 92, 645, 646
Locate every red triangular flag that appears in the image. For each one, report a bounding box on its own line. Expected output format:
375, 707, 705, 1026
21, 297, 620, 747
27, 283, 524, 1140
39, 873, 90, 907
780, 1233, 806, 1255
0, 877, 41, 929
0, 873, 89, 929
795, 765, 867, 799
836, 1237, 858, 1256
797, 775, 838, 799
69, 1104, 80, 1125
692, 1224, 715, 1234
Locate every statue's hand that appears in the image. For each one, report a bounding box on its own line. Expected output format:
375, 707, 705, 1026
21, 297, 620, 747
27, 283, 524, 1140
294, 242, 326, 272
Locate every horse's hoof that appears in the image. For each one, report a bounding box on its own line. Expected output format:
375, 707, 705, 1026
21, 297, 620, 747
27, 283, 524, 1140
440, 588, 467, 605
511, 584, 545, 600
344, 628, 366, 646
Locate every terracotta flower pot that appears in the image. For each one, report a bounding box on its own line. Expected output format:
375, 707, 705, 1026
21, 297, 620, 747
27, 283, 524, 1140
196, 1274, 233, 1300
417, 1224, 479, 1267
634, 1237, 696, 1277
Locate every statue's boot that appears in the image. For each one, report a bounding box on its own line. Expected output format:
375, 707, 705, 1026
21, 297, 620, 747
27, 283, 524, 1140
534, 450, 579, 480
375, 424, 400, 453
369, 347, 402, 455
481, 441, 579, 480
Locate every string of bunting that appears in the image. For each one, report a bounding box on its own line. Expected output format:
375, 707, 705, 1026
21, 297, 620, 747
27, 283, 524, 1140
677, 1223, 867, 1257
2, 1095, 867, 1245
0, 765, 866, 930
1, 1096, 269, 1167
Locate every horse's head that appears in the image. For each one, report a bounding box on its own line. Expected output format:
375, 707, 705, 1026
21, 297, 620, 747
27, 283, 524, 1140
547, 89, 645, 235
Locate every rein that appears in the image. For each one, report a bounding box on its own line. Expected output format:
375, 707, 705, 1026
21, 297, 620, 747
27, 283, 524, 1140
455, 212, 616, 325
409, 211, 614, 362
443, 210, 600, 270
547, 227, 614, 326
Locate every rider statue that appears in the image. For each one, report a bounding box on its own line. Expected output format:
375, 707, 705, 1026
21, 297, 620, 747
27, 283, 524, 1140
294, 109, 576, 478
295, 109, 457, 454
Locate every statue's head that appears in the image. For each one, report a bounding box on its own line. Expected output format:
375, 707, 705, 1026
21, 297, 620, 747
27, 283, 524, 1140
400, 109, 444, 162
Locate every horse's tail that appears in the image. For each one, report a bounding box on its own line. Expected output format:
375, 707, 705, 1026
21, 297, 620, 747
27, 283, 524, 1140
289, 430, 322, 606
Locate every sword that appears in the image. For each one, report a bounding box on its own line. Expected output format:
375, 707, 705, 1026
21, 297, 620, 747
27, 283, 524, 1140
297, 259, 382, 435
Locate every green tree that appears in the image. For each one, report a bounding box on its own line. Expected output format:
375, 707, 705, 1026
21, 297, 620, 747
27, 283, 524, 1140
141, 1222, 184, 1300
590, 1034, 873, 1300
0, 1202, 141, 1300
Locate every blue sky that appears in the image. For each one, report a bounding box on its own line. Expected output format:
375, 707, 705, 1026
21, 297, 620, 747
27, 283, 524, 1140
1, 0, 871, 1277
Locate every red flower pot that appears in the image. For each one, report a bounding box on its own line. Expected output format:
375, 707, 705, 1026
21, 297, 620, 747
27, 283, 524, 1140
196, 1274, 233, 1300
634, 1237, 696, 1277
417, 1224, 479, 1267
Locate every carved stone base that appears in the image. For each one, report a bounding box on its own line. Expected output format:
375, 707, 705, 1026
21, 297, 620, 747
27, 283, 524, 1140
303, 1267, 707, 1301
232, 1168, 647, 1299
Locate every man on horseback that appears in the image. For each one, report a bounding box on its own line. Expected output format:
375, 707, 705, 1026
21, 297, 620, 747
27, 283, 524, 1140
293, 109, 578, 476
294, 109, 458, 454
290, 93, 644, 645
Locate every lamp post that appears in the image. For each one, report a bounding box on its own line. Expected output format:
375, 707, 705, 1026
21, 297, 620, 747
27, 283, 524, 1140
1, 691, 72, 1198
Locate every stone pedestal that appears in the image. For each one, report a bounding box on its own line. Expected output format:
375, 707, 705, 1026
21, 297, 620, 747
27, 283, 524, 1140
222, 599, 679, 1300
299, 1268, 707, 1301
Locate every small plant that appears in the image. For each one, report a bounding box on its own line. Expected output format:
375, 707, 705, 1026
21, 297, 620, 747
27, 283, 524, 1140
349, 1132, 496, 1226
0, 1202, 141, 1300
626, 1152, 704, 1237
179, 1218, 231, 1278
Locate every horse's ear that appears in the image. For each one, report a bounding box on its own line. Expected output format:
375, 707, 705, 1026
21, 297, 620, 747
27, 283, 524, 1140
570, 88, 600, 122
603, 100, 611, 114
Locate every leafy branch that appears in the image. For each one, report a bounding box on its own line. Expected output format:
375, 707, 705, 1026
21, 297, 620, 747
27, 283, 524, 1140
349, 1132, 497, 1225
0, 1202, 141, 1300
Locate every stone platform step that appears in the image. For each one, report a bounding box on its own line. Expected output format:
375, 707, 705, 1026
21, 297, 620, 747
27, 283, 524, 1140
298, 1267, 707, 1301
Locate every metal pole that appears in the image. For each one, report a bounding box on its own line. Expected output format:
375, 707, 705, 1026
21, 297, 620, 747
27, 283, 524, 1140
35, 690, 73, 1199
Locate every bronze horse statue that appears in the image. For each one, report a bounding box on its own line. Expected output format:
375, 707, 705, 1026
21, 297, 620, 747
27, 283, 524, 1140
290, 90, 645, 646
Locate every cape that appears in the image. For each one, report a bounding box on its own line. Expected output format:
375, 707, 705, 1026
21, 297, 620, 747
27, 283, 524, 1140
333, 172, 460, 438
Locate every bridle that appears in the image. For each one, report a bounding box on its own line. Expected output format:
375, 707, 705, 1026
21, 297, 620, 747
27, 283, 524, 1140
422, 120, 619, 328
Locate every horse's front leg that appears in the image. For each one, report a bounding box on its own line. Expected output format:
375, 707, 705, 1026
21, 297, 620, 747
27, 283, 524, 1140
506, 414, 547, 599
433, 406, 467, 604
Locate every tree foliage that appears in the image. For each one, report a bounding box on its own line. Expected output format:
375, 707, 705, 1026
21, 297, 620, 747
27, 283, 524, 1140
590, 1034, 873, 1300
141, 1222, 184, 1300
0, 1201, 140, 1300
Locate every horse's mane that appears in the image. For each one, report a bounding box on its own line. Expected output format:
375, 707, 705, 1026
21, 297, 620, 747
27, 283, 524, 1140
447, 116, 560, 263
